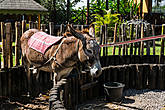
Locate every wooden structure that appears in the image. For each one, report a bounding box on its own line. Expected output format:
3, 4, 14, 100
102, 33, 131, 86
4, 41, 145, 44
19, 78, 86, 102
1, 21, 165, 109
0, 0, 48, 29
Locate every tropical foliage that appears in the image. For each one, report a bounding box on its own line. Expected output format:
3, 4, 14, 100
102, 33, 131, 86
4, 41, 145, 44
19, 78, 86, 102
92, 9, 120, 37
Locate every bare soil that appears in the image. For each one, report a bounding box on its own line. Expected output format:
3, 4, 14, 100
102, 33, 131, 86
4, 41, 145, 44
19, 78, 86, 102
0, 94, 49, 110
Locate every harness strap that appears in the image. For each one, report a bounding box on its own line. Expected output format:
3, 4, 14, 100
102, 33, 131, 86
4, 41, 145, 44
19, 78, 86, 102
31, 38, 80, 70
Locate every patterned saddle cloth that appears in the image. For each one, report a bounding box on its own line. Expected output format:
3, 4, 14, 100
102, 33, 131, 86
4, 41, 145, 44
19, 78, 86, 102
28, 32, 63, 54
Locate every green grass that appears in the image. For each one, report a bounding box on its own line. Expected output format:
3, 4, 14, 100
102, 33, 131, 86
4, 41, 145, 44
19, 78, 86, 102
101, 46, 162, 56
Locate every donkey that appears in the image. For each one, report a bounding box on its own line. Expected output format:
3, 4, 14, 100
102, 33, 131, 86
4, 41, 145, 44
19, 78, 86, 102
20, 25, 102, 88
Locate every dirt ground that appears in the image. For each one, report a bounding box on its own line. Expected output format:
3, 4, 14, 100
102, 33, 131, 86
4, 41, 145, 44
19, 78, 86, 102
1, 89, 165, 110
0, 94, 49, 110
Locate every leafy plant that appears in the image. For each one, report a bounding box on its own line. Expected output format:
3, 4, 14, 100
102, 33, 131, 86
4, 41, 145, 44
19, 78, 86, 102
92, 9, 120, 38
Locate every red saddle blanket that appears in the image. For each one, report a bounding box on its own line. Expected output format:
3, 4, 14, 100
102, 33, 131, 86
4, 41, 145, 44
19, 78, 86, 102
28, 32, 63, 54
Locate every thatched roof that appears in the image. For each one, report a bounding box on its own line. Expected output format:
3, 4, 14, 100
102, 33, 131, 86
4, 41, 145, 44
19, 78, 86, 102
0, 0, 48, 14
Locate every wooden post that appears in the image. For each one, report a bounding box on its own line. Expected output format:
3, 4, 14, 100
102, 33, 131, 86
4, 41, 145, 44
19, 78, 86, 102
5, 23, 13, 68
130, 24, 134, 55
140, 23, 144, 55
60, 24, 64, 36
158, 65, 165, 89
49, 22, 54, 35
33, 22, 38, 29
160, 24, 165, 56
29, 21, 33, 29
151, 25, 155, 55
1, 22, 7, 68
15, 22, 21, 66
146, 24, 150, 55
21, 20, 26, 65
105, 24, 108, 56
118, 27, 121, 55
121, 24, 126, 55
22, 20, 26, 35
86, 0, 89, 25
38, 14, 41, 29
102, 25, 106, 56
113, 23, 118, 55
41, 24, 46, 32
134, 24, 138, 55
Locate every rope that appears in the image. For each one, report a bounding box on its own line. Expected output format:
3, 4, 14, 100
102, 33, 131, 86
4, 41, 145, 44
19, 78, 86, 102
100, 34, 165, 47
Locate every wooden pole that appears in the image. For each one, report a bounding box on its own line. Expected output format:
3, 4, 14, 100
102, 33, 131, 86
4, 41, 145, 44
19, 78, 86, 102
1, 22, 7, 68
160, 24, 164, 56
5, 23, 13, 68
41, 24, 46, 32
151, 25, 155, 55
113, 23, 118, 55
130, 24, 134, 55
38, 14, 41, 29
140, 23, 144, 55
21, 20, 26, 65
86, 0, 89, 25
29, 21, 33, 29
15, 22, 21, 66
121, 24, 126, 55
49, 22, 54, 35
67, 0, 70, 23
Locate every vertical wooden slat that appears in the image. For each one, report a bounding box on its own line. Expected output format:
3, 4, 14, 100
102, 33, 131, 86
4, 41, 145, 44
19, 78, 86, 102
60, 24, 64, 36
49, 22, 54, 35
21, 20, 26, 65
134, 24, 138, 55
158, 65, 165, 89
151, 25, 155, 55
15, 22, 21, 66
118, 27, 121, 55
41, 24, 46, 32
160, 24, 165, 56
5, 23, 13, 68
113, 23, 118, 55
130, 24, 134, 55
33, 22, 38, 29
102, 25, 106, 56
0, 71, 2, 96
22, 20, 26, 35
146, 24, 150, 55
121, 24, 126, 55
99, 25, 103, 45
1, 22, 7, 68
140, 23, 144, 55
105, 24, 108, 56
29, 21, 33, 29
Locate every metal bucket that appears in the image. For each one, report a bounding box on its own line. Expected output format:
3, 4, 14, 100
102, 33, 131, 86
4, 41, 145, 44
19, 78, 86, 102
103, 82, 125, 102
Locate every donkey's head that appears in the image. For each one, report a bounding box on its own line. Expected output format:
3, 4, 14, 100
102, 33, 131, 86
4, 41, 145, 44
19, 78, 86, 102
68, 25, 102, 78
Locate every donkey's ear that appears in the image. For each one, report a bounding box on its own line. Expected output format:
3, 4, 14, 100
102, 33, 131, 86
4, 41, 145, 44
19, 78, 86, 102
89, 24, 95, 38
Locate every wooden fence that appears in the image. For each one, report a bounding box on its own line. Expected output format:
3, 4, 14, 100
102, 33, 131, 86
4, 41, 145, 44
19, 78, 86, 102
1, 20, 165, 109
49, 56, 165, 109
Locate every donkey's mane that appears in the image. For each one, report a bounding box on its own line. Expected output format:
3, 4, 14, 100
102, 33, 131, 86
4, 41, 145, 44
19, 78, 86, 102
63, 29, 89, 38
